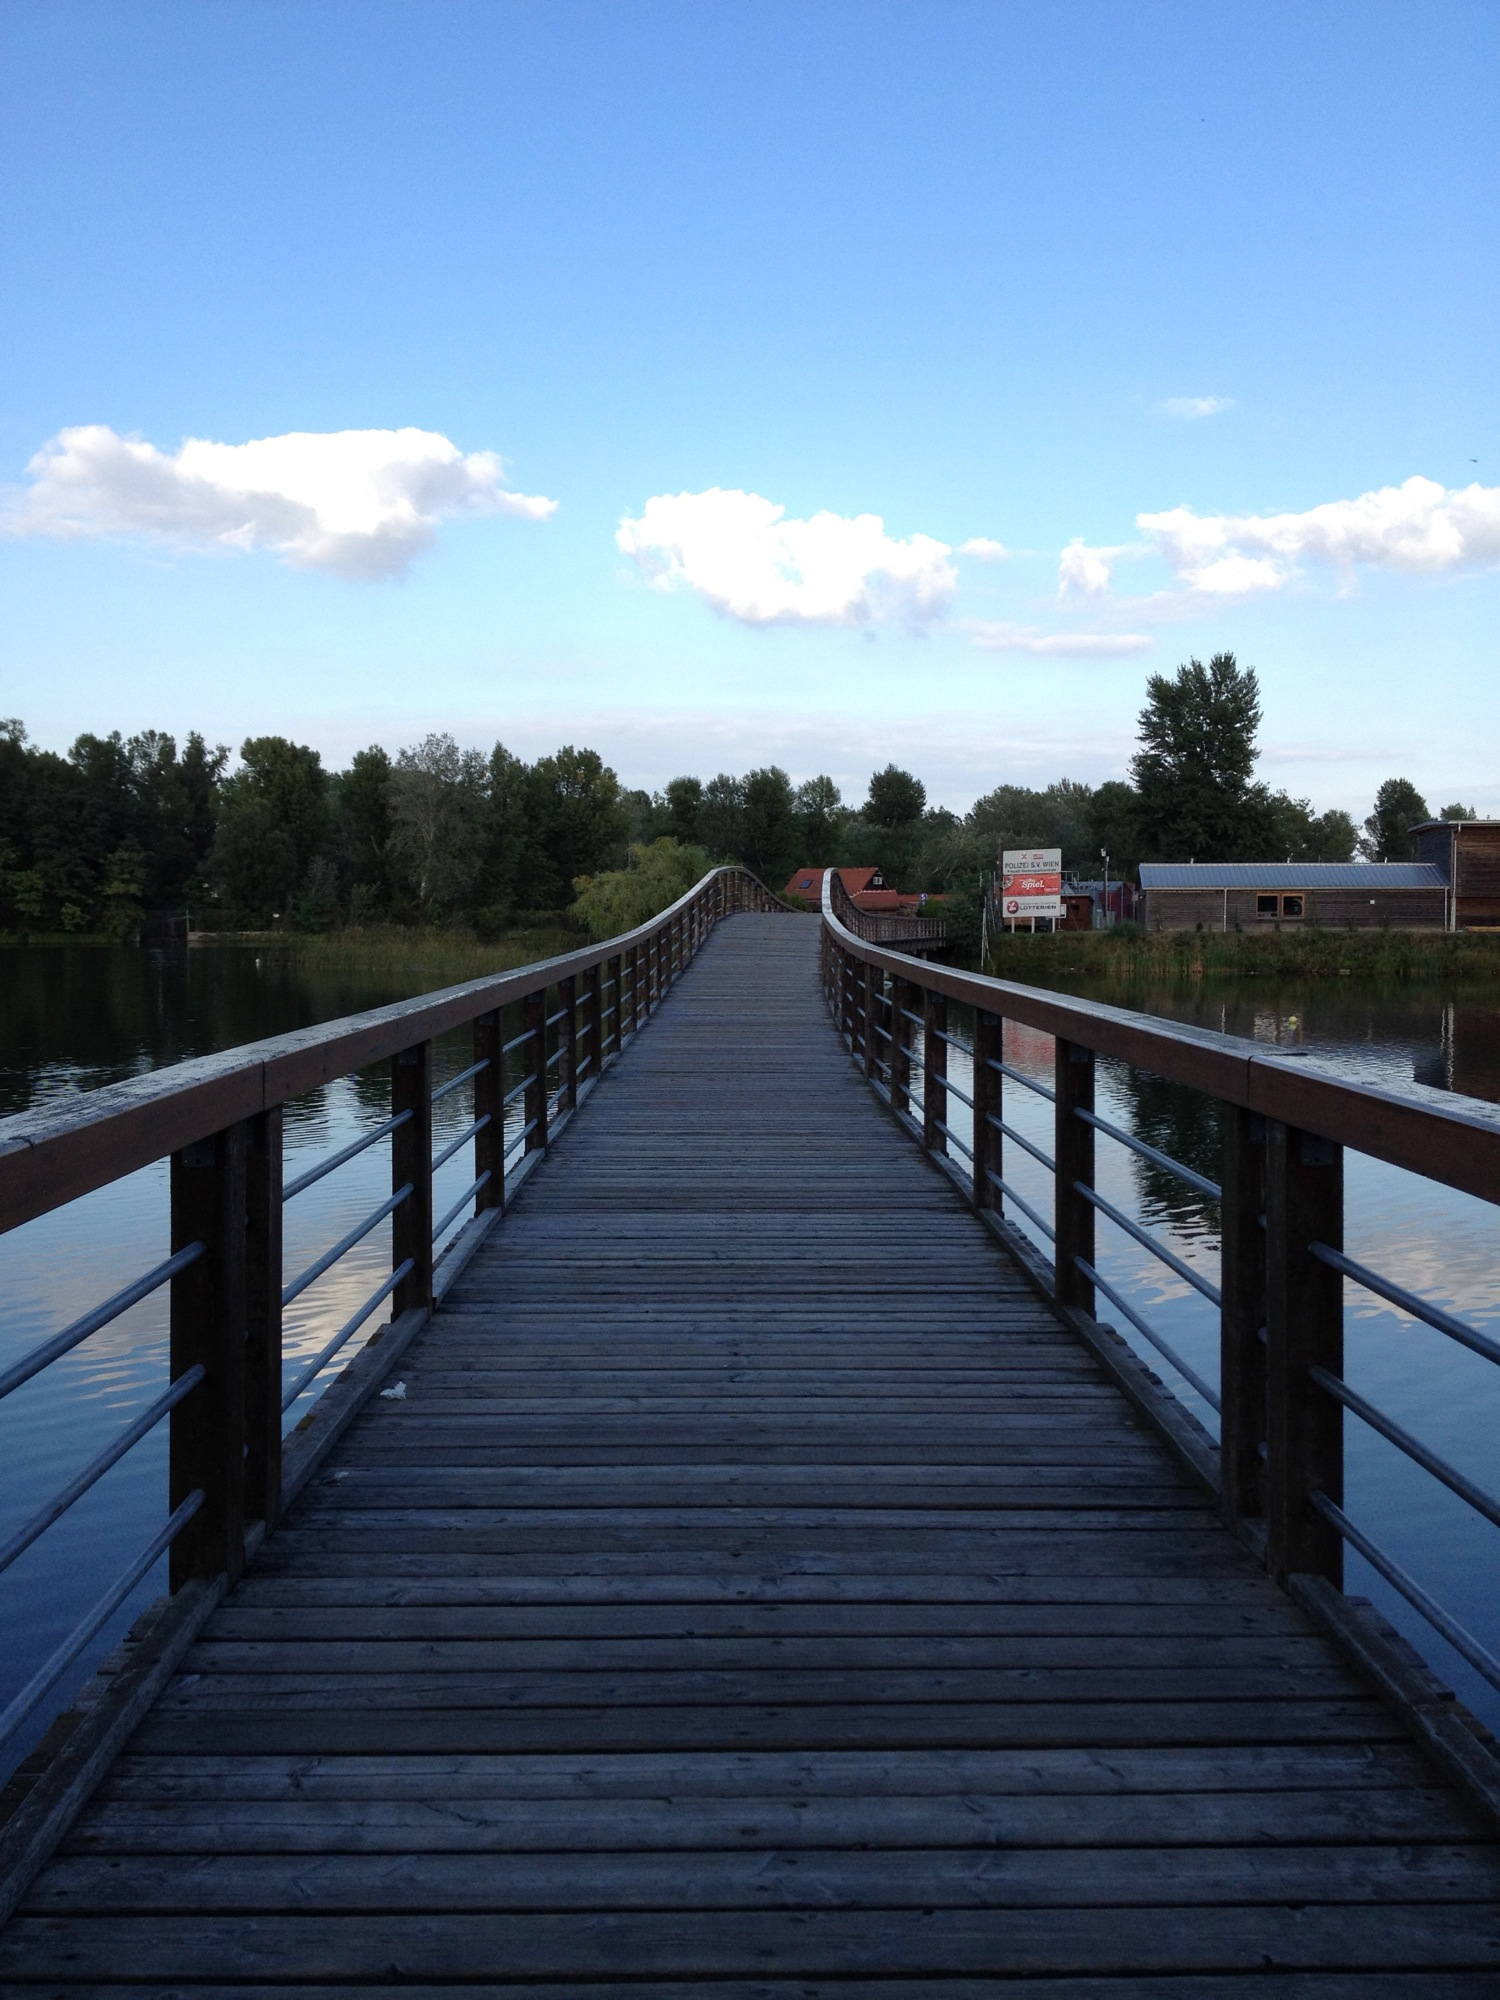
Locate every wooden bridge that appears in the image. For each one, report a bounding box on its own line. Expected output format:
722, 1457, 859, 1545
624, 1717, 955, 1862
2, 867, 1500, 1990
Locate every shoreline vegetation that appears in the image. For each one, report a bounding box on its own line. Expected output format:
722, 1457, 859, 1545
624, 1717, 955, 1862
983, 926, 1500, 984
1, 923, 587, 982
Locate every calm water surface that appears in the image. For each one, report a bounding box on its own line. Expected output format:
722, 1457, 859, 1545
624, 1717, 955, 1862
0, 942, 525, 1773
2, 944, 1499, 1769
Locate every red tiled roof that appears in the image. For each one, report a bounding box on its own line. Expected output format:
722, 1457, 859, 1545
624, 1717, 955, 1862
782, 867, 882, 901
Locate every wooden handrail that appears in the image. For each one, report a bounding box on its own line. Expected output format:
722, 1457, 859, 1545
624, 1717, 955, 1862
820, 867, 1500, 1818
0, 866, 792, 1234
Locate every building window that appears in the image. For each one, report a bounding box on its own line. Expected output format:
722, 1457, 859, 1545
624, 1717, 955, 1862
1281, 895, 1305, 917
1255, 893, 1305, 918
1255, 894, 1278, 915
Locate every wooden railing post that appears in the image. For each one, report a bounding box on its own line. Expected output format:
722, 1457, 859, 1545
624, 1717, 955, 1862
890, 977, 914, 1118
1220, 1105, 1267, 1534
608, 954, 624, 1056
862, 963, 879, 1079
523, 991, 548, 1156
973, 1009, 1002, 1215
1054, 1039, 1095, 1316
1265, 1119, 1344, 1586
169, 1118, 250, 1589
581, 963, 602, 1088
391, 1040, 434, 1316
243, 1106, 284, 1535
474, 1007, 504, 1215
922, 991, 948, 1154
559, 975, 578, 1111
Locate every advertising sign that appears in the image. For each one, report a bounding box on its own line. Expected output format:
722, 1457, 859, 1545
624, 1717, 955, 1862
1001, 846, 1062, 923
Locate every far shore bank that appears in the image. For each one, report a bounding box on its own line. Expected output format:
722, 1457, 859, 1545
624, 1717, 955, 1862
983, 926, 1500, 984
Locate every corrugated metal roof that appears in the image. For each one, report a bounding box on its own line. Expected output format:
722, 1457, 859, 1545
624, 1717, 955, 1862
1139, 863, 1447, 889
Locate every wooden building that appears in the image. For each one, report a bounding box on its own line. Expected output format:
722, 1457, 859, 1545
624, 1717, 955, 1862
1412, 819, 1500, 928
1138, 861, 1449, 931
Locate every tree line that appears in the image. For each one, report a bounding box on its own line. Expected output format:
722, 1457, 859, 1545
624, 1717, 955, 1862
0, 658, 1478, 936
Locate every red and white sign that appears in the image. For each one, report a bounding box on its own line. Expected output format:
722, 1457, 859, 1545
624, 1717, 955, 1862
1001, 847, 1062, 922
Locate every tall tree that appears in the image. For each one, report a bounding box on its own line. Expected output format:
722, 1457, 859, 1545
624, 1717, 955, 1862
740, 766, 798, 884
481, 742, 531, 922
1359, 778, 1431, 861
333, 745, 395, 916
865, 764, 927, 830
387, 732, 488, 916
524, 745, 626, 909
1440, 801, 1478, 822
663, 776, 705, 847
793, 775, 843, 861
697, 773, 745, 861
1130, 652, 1267, 861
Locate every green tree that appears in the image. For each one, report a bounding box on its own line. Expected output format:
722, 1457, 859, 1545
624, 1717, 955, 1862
1359, 778, 1431, 861
1263, 792, 1357, 862
479, 742, 531, 925
237, 736, 329, 881
865, 764, 927, 830
697, 773, 745, 861
663, 776, 704, 847
1440, 801, 1478, 821
1130, 652, 1267, 861
793, 774, 843, 861
1086, 781, 1143, 877
570, 838, 714, 937
387, 732, 488, 917
740, 766, 798, 885
333, 745, 395, 915
524, 746, 627, 910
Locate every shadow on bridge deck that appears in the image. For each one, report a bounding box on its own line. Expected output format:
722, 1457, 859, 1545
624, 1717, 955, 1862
2, 914, 1498, 1989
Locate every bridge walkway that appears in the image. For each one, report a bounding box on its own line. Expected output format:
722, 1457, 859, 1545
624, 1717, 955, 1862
2, 914, 1498, 1990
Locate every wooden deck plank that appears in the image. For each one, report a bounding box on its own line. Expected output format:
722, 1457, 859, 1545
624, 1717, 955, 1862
3, 912, 1494, 1991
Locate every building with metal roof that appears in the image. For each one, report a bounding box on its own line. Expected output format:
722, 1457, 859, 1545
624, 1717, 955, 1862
1138, 861, 1449, 931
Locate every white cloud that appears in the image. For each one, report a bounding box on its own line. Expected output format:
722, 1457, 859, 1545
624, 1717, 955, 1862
958, 536, 1010, 561
615, 487, 957, 627
2, 424, 556, 578
1057, 538, 1132, 598
1158, 395, 1234, 419
1139, 476, 1500, 595
967, 622, 1151, 658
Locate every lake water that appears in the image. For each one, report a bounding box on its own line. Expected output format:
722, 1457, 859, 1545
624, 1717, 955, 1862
2, 941, 1499, 1777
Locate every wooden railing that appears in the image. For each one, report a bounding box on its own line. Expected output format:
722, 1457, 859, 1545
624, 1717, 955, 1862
0, 866, 789, 1885
832, 900, 950, 949
821, 868, 1500, 1817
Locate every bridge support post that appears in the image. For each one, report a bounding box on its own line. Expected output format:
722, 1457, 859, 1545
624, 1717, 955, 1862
243, 1106, 284, 1534
862, 963, 879, 1079
890, 978, 914, 1117
973, 1009, 1002, 1214
1265, 1120, 1344, 1587
1220, 1105, 1267, 1534
474, 1008, 504, 1216
169, 1117, 251, 1589
581, 964, 602, 1090
559, 976, 578, 1112
922, 992, 948, 1155
1054, 1039, 1095, 1317
392, 1041, 434, 1317
523, 992, 549, 1157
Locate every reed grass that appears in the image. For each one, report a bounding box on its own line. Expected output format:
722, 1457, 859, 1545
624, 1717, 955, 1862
217, 923, 587, 981
985, 925, 1500, 983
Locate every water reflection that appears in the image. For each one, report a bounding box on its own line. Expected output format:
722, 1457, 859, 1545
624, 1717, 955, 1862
1108, 1063, 1223, 1242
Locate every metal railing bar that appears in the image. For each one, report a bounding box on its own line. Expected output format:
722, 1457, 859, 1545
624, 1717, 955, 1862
544, 1006, 570, 1028
433, 1173, 492, 1244
601, 1004, 618, 1022
1077, 1107, 1223, 1202
898, 1007, 926, 1028
933, 1119, 974, 1160
986, 1170, 1056, 1242
933, 1028, 970, 1053
0, 1365, 205, 1580
430, 1058, 489, 1105
1076, 1182, 1223, 1308
283, 1110, 412, 1203
1075, 1256, 1222, 1412
0, 1244, 205, 1405
501, 1073, 537, 1110
279, 1261, 414, 1414
280, 1185, 412, 1309
988, 1114, 1055, 1172
1308, 1366, 1500, 1535
575, 1054, 593, 1079
1308, 1242, 1500, 1370
872, 1021, 892, 1041
600, 978, 616, 994
1310, 1491, 1500, 1696
0, 1487, 204, 1753
545, 1044, 566, 1068
990, 1059, 1056, 1103
507, 1116, 540, 1151
942, 1078, 975, 1110
432, 1115, 489, 1173
501, 1027, 538, 1056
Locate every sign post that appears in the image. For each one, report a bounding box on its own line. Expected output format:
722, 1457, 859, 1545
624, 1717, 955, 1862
1000, 847, 1062, 931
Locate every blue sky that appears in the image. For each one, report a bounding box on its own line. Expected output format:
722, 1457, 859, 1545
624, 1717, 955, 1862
2, 0, 1495, 814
